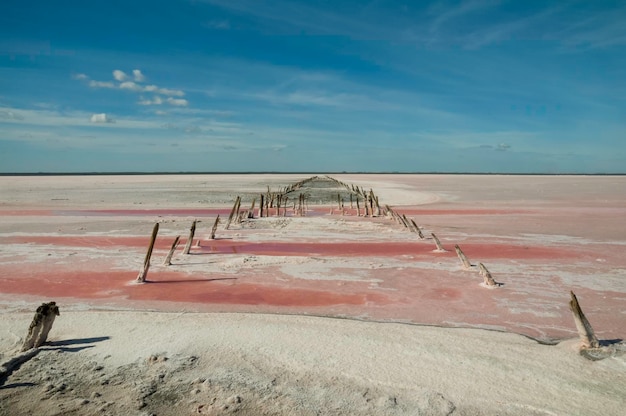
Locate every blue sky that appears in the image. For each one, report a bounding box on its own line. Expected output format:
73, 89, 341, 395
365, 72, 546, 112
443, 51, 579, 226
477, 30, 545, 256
1, 0, 625, 173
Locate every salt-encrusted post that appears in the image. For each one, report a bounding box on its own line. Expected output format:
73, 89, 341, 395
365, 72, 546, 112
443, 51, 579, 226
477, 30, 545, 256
431, 233, 445, 251
410, 220, 425, 239
248, 199, 256, 219
478, 263, 498, 287
21, 301, 60, 351
163, 235, 180, 266
569, 291, 600, 349
210, 215, 220, 239
35, 302, 59, 348
259, 194, 265, 217
455, 244, 472, 269
225, 196, 241, 229
182, 220, 197, 255
136, 222, 159, 283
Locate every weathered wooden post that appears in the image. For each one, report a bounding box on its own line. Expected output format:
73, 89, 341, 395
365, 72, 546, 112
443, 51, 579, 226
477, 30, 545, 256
356, 197, 361, 217
410, 220, 425, 239
455, 244, 472, 269
225, 196, 240, 229
248, 198, 256, 219
21, 301, 60, 351
478, 263, 498, 287
163, 235, 180, 266
210, 215, 220, 239
182, 220, 197, 255
569, 291, 599, 349
259, 194, 265, 217
136, 222, 159, 283
431, 233, 445, 251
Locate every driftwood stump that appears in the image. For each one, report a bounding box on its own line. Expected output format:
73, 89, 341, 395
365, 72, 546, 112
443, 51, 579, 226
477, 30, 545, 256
183, 220, 197, 255
136, 223, 159, 282
431, 233, 445, 251
210, 215, 220, 239
454, 244, 472, 269
478, 263, 499, 287
21, 302, 60, 351
163, 235, 181, 266
569, 291, 599, 349
410, 220, 425, 239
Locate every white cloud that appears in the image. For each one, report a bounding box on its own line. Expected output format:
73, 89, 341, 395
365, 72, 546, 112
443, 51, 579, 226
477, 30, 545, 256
496, 143, 511, 151
72, 73, 88, 80
166, 97, 189, 106
133, 69, 145, 82
0, 110, 25, 120
90, 113, 115, 123
113, 70, 128, 81
89, 80, 116, 88
119, 81, 142, 91
138, 96, 163, 105
156, 87, 185, 97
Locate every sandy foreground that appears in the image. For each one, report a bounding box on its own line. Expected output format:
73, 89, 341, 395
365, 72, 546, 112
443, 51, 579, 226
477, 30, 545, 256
0, 174, 625, 415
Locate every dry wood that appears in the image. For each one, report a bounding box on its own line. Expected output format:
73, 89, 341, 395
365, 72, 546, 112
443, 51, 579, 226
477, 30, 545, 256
569, 291, 600, 349
455, 244, 472, 268
163, 235, 181, 266
478, 263, 498, 286
210, 215, 220, 239
35, 302, 59, 348
21, 301, 60, 351
410, 220, 425, 239
182, 220, 197, 255
431, 233, 445, 251
136, 222, 159, 282
259, 194, 265, 217
225, 196, 241, 229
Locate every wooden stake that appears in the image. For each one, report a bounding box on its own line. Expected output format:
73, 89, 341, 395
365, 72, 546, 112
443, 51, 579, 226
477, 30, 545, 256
455, 244, 472, 268
478, 263, 498, 287
225, 196, 240, 229
136, 222, 159, 282
21, 301, 60, 351
569, 291, 600, 349
410, 220, 424, 239
210, 215, 220, 239
260, 194, 264, 217
182, 220, 196, 255
163, 235, 180, 266
431, 233, 444, 251
248, 198, 256, 219
431, 233, 445, 251
35, 302, 59, 348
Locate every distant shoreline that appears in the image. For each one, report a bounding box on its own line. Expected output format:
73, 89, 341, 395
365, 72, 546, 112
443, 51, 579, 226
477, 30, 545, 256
1, 172, 624, 176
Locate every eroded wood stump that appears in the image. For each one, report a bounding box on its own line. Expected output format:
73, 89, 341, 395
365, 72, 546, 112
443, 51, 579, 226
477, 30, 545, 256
454, 244, 472, 269
182, 220, 197, 255
136, 223, 159, 282
163, 235, 181, 266
478, 263, 499, 287
569, 291, 599, 349
21, 302, 60, 351
431, 233, 445, 251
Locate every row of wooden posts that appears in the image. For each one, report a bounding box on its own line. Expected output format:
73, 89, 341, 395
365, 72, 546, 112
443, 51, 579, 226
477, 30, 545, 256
382, 198, 601, 351
131, 175, 603, 353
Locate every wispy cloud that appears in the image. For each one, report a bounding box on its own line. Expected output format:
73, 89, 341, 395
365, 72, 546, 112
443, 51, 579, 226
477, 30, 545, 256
113, 69, 128, 81
133, 69, 145, 82
76, 69, 188, 109
90, 113, 115, 123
